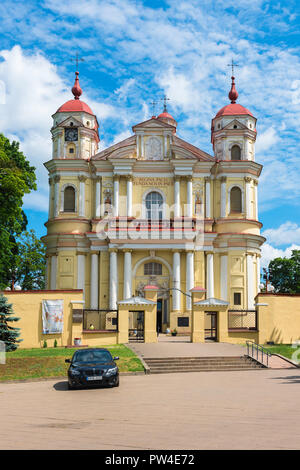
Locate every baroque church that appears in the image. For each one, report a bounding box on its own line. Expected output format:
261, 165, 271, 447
43, 70, 264, 334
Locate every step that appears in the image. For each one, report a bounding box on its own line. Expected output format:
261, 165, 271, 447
144, 358, 253, 364
148, 364, 264, 370
149, 367, 264, 374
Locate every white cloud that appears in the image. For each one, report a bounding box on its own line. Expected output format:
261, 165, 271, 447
261, 243, 300, 268
256, 127, 279, 152
262, 222, 300, 247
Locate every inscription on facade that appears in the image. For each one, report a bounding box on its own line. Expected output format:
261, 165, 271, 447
133, 177, 171, 186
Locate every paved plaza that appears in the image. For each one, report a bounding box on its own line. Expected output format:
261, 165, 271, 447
0, 368, 300, 450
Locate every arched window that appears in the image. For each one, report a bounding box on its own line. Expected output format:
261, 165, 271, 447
144, 262, 162, 275
145, 191, 163, 220
230, 187, 242, 213
64, 186, 75, 212
231, 145, 241, 161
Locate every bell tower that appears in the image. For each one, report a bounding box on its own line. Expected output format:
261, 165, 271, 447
211, 76, 257, 161
51, 71, 99, 160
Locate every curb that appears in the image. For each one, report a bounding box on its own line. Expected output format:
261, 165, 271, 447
125, 344, 150, 374
0, 371, 145, 385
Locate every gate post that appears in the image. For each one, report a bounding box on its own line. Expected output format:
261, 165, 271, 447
117, 307, 129, 344
190, 287, 206, 343
144, 285, 158, 343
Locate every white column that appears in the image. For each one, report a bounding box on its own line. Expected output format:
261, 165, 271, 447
220, 177, 227, 218
174, 177, 181, 217
53, 175, 60, 217
187, 176, 193, 217
50, 255, 57, 290
141, 133, 144, 159
220, 254, 228, 301
48, 178, 53, 218
247, 253, 254, 309
78, 176, 86, 217
256, 255, 261, 295
205, 178, 211, 218
123, 251, 132, 299
113, 176, 119, 217
206, 252, 214, 298
245, 177, 251, 219
254, 180, 258, 220
95, 177, 101, 218
109, 250, 118, 310
164, 133, 168, 158
186, 251, 194, 310
136, 134, 140, 158
172, 251, 181, 311
126, 176, 132, 218
77, 254, 85, 292
45, 257, 49, 289
90, 252, 99, 309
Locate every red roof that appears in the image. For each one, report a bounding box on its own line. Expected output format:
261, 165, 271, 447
215, 103, 253, 118
56, 99, 94, 115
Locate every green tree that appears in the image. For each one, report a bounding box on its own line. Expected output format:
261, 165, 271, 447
269, 250, 300, 294
9, 230, 46, 290
0, 295, 22, 351
0, 134, 36, 288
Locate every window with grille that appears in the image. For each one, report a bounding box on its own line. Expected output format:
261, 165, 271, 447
231, 145, 241, 160
234, 292, 241, 305
144, 262, 162, 275
145, 191, 163, 220
230, 187, 242, 213
64, 186, 75, 212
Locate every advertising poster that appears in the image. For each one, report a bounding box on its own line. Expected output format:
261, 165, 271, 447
42, 299, 64, 334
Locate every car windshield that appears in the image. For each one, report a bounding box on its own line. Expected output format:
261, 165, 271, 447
73, 350, 112, 363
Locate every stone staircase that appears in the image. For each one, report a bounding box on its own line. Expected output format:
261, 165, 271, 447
143, 356, 266, 374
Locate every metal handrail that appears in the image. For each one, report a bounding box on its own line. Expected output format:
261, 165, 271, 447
246, 340, 272, 367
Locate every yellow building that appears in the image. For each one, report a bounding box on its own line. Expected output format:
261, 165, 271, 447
43, 71, 265, 339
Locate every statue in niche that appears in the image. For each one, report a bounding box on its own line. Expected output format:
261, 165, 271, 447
145, 137, 163, 160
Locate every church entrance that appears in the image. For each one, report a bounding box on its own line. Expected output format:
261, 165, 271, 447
128, 310, 144, 342
156, 299, 163, 333
205, 312, 218, 341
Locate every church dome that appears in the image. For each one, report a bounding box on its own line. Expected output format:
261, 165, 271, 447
157, 109, 177, 127
56, 71, 95, 116
215, 75, 253, 118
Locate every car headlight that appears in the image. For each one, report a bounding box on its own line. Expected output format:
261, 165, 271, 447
104, 367, 118, 377
69, 368, 81, 376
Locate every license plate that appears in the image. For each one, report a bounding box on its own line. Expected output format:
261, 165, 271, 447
86, 376, 102, 381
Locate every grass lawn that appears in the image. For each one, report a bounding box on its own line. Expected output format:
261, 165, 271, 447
0, 345, 144, 381
263, 344, 298, 360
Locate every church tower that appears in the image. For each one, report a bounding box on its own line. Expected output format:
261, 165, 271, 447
211, 75, 257, 162
51, 71, 99, 160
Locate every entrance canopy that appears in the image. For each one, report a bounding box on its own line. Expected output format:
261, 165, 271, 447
194, 297, 229, 309
118, 296, 156, 306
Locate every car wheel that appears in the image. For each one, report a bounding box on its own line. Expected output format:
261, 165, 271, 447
114, 377, 119, 387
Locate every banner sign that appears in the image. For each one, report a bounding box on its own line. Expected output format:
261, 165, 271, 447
42, 299, 64, 334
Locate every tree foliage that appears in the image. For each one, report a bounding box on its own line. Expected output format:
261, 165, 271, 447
10, 230, 46, 290
0, 134, 36, 288
0, 294, 22, 351
269, 250, 300, 294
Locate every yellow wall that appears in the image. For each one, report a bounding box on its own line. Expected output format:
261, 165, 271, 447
257, 294, 300, 344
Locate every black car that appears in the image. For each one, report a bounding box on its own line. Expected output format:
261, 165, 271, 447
65, 348, 119, 390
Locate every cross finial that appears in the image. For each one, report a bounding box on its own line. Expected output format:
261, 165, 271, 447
150, 99, 157, 117
161, 94, 170, 112
227, 59, 239, 77
71, 52, 85, 72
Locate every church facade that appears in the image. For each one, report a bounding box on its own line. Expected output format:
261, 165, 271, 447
43, 71, 264, 334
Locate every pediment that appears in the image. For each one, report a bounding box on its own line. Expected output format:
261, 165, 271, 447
223, 119, 248, 130
172, 136, 214, 161
132, 117, 175, 132
57, 116, 84, 128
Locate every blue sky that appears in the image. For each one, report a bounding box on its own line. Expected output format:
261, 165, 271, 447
0, 0, 299, 266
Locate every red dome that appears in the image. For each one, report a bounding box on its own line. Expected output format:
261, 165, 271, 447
56, 99, 94, 115
158, 111, 174, 120
215, 102, 253, 118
